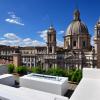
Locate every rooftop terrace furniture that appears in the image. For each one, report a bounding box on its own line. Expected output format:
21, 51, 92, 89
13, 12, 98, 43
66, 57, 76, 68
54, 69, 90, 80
20, 73, 68, 95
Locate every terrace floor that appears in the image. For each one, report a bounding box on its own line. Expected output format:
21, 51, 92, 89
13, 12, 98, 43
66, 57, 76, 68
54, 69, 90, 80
65, 82, 77, 98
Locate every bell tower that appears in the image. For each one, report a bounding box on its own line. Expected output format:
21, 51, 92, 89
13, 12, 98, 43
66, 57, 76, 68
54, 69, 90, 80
47, 25, 56, 54
94, 18, 100, 68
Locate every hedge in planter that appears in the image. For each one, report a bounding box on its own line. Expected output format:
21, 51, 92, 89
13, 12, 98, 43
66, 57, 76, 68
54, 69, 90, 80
32, 67, 43, 74
71, 69, 82, 83
16, 66, 27, 75
45, 68, 66, 77
67, 69, 74, 81
8, 64, 15, 74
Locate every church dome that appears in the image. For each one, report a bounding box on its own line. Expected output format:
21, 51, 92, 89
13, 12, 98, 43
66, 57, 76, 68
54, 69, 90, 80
65, 9, 89, 36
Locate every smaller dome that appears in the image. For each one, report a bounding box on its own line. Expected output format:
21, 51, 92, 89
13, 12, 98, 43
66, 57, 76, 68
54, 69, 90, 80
65, 9, 89, 36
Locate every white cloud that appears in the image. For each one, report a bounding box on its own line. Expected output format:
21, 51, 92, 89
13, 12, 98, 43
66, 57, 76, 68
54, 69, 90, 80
23, 37, 45, 46
57, 40, 63, 47
38, 30, 48, 42
91, 36, 94, 46
0, 33, 45, 46
5, 12, 24, 26
4, 33, 20, 40
0, 40, 10, 45
0, 32, 64, 47
23, 38, 32, 43
32, 40, 45, 46
58, 30, 65, 35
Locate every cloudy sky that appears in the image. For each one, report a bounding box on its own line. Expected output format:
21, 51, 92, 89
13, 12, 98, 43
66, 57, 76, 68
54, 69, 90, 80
0, 0, 100, 46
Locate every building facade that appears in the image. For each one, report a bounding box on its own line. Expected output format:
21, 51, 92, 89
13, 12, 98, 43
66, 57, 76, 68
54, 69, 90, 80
0, 9, 99, 69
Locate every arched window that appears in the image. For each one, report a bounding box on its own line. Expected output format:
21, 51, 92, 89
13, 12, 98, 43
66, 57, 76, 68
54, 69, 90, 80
49, 47, 52, 53
73, 41, 76, 47
98, 30, 100, 36
83, 41, 86, 48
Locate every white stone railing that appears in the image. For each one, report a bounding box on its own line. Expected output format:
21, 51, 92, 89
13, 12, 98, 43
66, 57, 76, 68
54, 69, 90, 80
83, 68, 100, 79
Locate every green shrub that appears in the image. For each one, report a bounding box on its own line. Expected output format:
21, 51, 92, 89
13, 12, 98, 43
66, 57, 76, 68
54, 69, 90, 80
27, 67, 32, 73
45, 68, 66, 77
30, 66, 82, 83
31, 67, 36, 73
64, 69, 69, 77
16, 66, 27, 75
67, 69, 74, 81
32, 67, 43, 74
76, 70, 82, 83
8, 64, 15, 74
71, 69, 82, 83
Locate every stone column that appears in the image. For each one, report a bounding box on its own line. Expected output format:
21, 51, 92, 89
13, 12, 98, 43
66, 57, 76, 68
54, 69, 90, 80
45, 63, 49, 71
34, 57, 36, 67
94, 37, 100, 68
13, 53, 21, 67
30, 57, 32, 68
47, 46, 49, 54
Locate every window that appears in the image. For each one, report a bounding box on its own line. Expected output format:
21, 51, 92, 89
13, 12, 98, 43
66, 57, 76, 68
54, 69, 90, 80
28, 58, 30, 62
24, 58, 26, 62
98, 30, 100, 36
32, 63, 34, 66
49, 64, 52, 68
49, 34, 52, 41
83, 41, 86, 48
49, 47, 52, 53
73, 41, 76, 47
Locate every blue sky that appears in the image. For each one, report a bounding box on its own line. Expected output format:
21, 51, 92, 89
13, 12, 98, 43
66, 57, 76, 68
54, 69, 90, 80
0, 0, 100, 46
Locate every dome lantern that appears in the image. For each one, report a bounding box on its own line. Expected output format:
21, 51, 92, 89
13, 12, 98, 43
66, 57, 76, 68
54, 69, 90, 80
74, 9, 81, 21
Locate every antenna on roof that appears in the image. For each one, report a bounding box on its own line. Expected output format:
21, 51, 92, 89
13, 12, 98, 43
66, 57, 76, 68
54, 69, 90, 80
75, 0, 79, 10
50, 18, 54, 28
48, 15, 54, 28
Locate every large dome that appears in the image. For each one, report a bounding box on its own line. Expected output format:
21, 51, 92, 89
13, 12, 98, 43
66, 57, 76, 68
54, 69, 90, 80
65, 9, 89, 36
